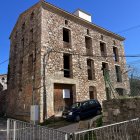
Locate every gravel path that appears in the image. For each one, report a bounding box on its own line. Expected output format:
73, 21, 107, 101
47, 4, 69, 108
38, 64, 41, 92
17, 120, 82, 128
57, 122, 78, 133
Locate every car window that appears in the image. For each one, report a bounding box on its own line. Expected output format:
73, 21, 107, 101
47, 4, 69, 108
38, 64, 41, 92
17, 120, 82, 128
89, 100, 96, 105
94, 100, 100, 105
71, 102, 81, 109
82, 101, 89, 109
89, 100, 97, 107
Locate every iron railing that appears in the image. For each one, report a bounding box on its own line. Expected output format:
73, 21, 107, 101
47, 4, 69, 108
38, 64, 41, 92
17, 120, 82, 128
7, 119, 70, 140
6, 118, 140, 140
72, 118, 140, 140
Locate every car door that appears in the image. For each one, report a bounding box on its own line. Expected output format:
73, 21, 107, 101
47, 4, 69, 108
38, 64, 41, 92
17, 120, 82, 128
88, 100, 98, 116
80, 101, 90, 119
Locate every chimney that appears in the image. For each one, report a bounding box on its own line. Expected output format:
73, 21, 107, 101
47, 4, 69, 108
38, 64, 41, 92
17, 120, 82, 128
73, 9, 92, 22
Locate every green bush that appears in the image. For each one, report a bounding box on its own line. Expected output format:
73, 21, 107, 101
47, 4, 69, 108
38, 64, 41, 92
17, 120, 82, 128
96, 116, 103, 127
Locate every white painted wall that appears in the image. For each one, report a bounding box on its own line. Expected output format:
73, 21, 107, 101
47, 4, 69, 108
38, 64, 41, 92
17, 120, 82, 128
74, 10, 92, 22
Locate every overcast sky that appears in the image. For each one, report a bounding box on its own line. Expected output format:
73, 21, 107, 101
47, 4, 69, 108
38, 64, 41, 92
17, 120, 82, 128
0, 0, 140, 74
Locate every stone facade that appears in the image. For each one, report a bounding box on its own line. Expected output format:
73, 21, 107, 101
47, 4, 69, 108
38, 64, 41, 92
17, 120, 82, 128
7, 1, 130, 122
103, 98, 140, 125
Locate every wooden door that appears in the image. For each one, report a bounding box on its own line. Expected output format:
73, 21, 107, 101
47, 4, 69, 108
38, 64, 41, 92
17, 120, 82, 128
54, 84, 73, 114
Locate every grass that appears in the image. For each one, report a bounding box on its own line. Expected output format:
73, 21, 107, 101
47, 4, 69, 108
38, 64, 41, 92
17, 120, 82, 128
96, 116, 103, 127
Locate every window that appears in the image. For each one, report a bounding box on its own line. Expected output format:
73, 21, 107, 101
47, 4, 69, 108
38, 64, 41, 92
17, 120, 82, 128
65, 20, 68, 25
115, 65, 122, 82
30, 12, 34, 20
22, 23, 25, 31
89, 100, 96, 105
30, 29, 33, 41
63, 28, 70, 43
102, 62, 109, 76
113, 40, 116, 45
28, 54, 33, 74
82, 101, 89, 109
87, 59, 95, 80
63, 28, 71, 48
63, 54, 72, 78
21, 38, 24, 47
113, 47, 119, 62
100, 42, 107, 57
87, 29, 89, 35
85, 36, 92, 55
101, 35, 104, 40
89, 86, 97, 99
21, 38, 24, 56
116, 88, 124, 96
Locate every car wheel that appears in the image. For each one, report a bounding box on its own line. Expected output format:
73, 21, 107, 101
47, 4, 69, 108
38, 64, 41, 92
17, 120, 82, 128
75, 115, 80, 122
96, 110, 101, 115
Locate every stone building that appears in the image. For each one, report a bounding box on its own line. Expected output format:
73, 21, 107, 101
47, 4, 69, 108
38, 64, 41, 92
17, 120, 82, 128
7, 1, 130, 122
0, 74, 7, 116
0, 74, 7, 92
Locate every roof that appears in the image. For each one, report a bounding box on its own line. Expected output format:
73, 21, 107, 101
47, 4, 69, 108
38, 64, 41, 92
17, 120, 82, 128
10, 1, 125, 41
0, 74, 7, 77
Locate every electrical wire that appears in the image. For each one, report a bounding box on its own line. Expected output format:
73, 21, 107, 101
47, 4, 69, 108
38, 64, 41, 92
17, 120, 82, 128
117, 24, 140, 33
0, 59, 9, 66
127, 59, 140, 65
1, 53, 140, 66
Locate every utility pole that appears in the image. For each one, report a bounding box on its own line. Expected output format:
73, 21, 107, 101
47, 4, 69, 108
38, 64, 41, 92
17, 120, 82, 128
103, 69, 119, 99
30, 44, 39, 125
43, 53, 47, 121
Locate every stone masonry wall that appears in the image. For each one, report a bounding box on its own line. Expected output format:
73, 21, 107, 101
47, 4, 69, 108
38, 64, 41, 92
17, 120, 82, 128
7, 3, 42, 121
7, 1, 130, 122
103, 98, 140, 125
41, 2, 130, 120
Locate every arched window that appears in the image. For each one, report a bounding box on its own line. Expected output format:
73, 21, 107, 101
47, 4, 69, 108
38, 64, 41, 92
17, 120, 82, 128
116, 88, 126, 96
89, 86, 97, 99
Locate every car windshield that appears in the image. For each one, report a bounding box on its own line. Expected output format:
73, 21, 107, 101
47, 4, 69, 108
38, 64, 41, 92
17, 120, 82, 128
71, 102, 81, 109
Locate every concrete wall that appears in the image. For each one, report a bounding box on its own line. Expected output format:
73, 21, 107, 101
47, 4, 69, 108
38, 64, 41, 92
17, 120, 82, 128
103, 98, 140, 125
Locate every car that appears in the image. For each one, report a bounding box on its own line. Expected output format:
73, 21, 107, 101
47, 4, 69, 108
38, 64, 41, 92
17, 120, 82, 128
62, 99, 102, 122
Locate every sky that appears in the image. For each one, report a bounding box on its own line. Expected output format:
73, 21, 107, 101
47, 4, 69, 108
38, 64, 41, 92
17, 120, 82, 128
0, 0, 140, 74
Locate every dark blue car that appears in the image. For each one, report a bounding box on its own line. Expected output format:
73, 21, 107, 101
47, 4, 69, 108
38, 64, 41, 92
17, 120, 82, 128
62, 99, 102, 122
